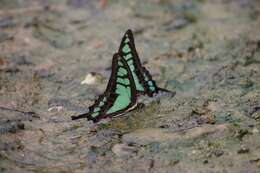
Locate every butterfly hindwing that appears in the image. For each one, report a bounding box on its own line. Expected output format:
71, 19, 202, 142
71, 53, 137, 122
118, 29, 160, 97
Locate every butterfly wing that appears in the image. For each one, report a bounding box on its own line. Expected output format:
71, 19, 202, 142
118, 30, 147, 94
71, 53, 137, 122
118, 29, 161, 97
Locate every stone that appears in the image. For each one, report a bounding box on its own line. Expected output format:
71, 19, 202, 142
112, 143, 138, 157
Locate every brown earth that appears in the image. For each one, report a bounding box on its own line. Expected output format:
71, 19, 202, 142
0, 0, 260, 173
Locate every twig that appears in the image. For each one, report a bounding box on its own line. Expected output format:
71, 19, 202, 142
0, 106, 36, 116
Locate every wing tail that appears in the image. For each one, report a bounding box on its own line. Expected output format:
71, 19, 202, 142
71, 112, 91, 120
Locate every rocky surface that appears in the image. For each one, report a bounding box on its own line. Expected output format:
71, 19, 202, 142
0, 0, 260, 172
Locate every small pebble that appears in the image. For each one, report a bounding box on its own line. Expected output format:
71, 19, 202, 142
48, 106, 64, 112
203, 160, 208, 164
112, 143, 138, 157
252, 128, 259, 134
214, 150, 224, 157
237, 147, 250, 154
81, 72, 100, 85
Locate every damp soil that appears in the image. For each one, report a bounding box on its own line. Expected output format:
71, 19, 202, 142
0, 0, 260, 173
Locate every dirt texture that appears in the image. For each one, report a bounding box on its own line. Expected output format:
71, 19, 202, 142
0, 0, 260, 173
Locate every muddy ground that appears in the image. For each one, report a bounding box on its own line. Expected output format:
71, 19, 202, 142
0, 0, 260, 173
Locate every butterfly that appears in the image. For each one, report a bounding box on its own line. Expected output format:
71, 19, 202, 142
71, 53, 137, 122
71, 29, 174, 122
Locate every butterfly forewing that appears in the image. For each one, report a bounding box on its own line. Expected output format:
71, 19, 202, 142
118, 29, 159, 97
118, 30, 146, 94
